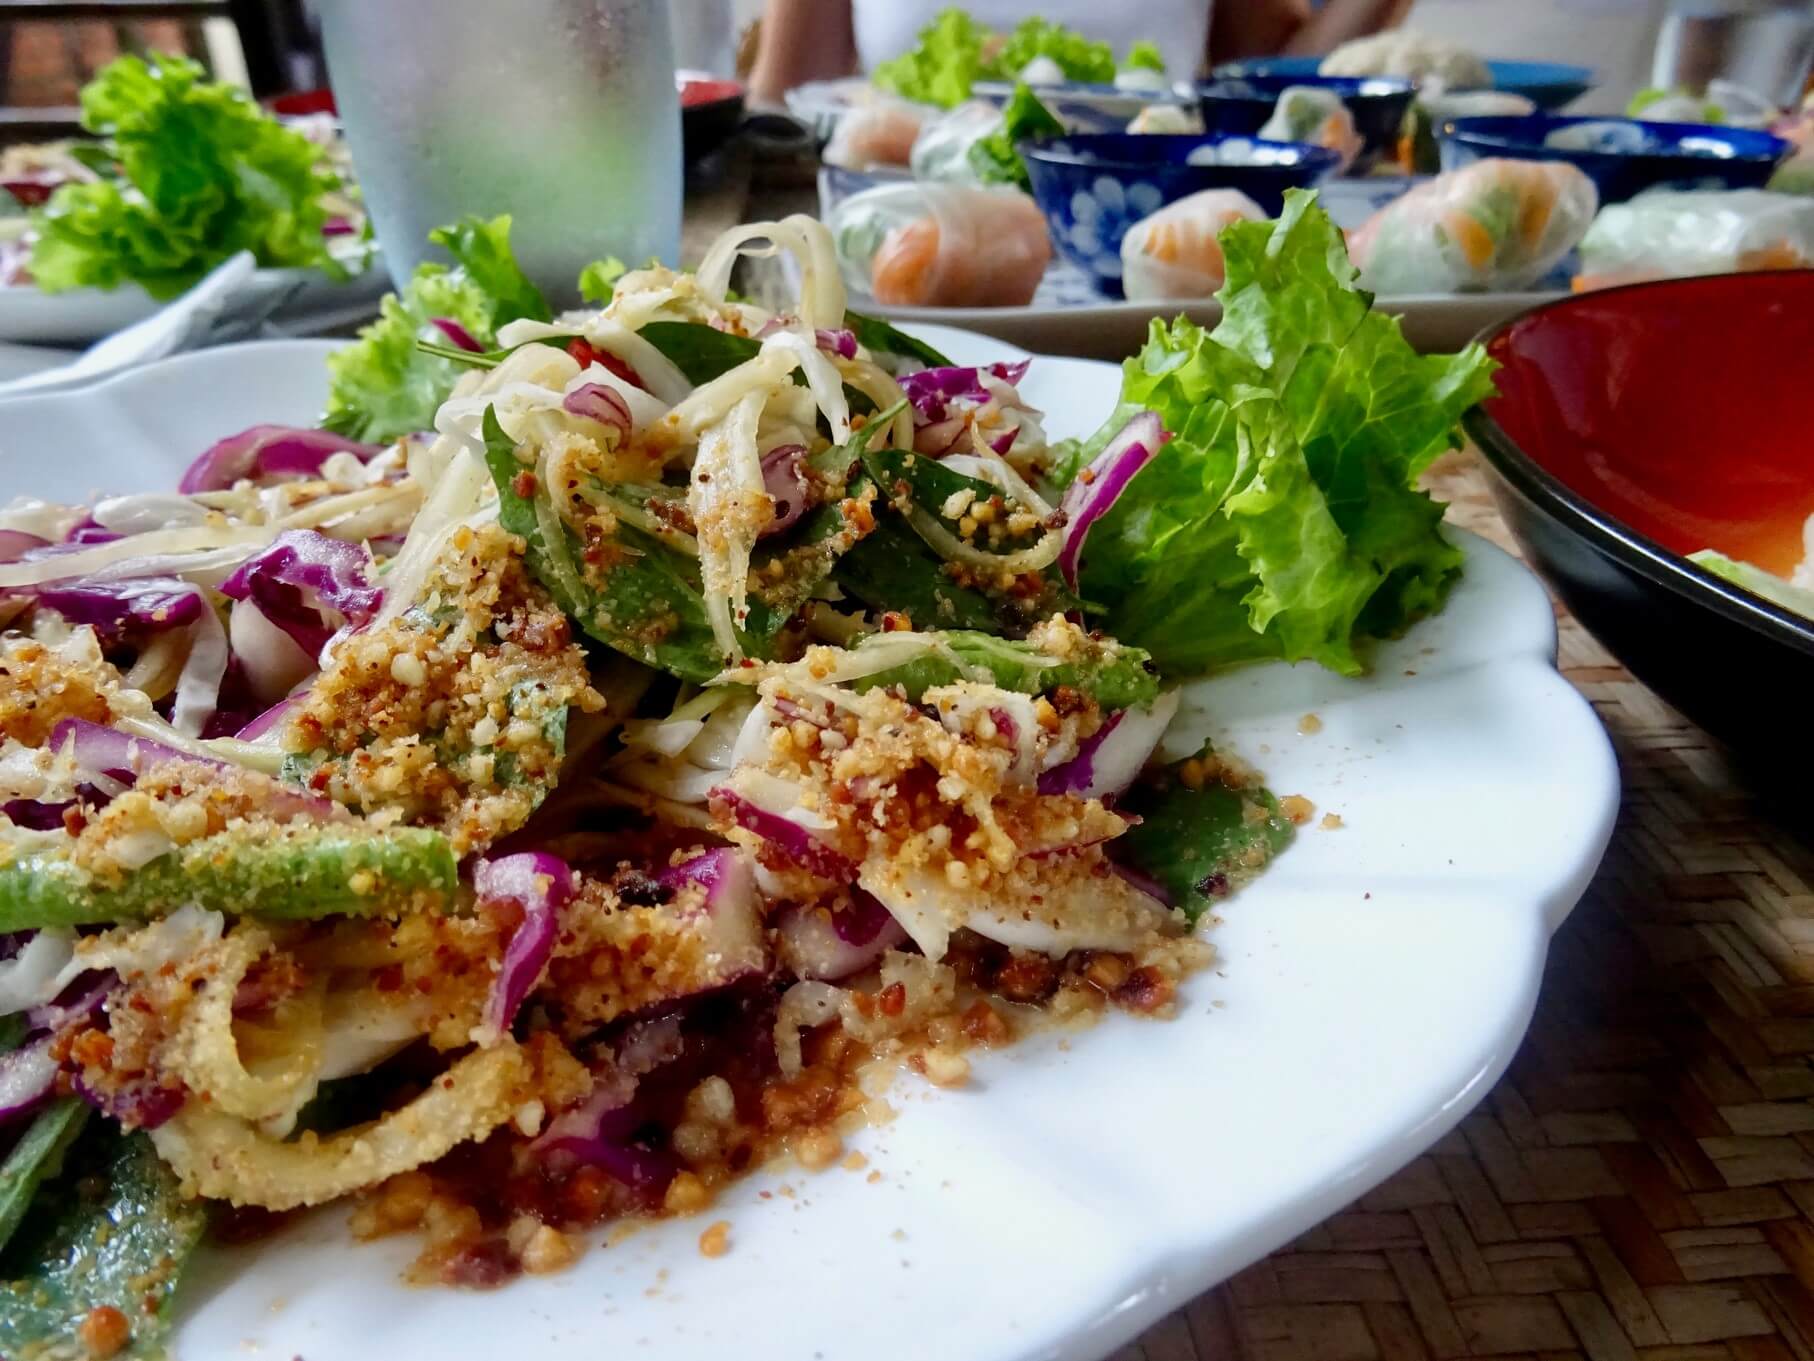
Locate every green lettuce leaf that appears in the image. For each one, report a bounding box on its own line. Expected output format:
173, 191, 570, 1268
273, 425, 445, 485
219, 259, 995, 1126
29, 53, 342, 299
1068, 190, 1497, 676
323, 214, 548, 442
968, 83, 1064, 189
578, 255, 629, 303
1123, 40, 1166, 74
990, 17, 1118, 85
873, 8, 989, 108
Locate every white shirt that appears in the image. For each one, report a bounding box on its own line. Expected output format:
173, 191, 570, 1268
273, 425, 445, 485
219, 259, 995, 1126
853, 0, 1214, 83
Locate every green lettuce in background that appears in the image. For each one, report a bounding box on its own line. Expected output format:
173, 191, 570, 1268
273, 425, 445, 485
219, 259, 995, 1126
29, 53, 344, 299
967, 83, 1064, 189
874, 8, 1157, 108
1060, 191, 1498, 677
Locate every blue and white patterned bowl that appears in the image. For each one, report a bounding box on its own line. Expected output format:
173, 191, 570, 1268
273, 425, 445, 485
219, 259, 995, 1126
1440, 114, 1791, 204
1020, 133, 1342, 298
1191, 72, 1416, 170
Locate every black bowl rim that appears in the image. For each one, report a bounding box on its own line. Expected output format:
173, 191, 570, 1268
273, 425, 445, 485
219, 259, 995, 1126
1017, 131, 1344, 175
1462, 272, 1814, 660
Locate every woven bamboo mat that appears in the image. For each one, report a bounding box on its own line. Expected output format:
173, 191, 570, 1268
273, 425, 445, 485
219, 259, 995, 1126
1123, 452, 1814, 1361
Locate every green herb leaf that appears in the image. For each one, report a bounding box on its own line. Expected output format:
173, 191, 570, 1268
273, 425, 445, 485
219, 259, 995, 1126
847, 629, 1160, 707
482, 407, 723, 681
843, 310, 955, 370
0, 1099, 88, 1256
29, 53, 343, 299
1113, 750, 1294, 923
0, 1128, 208, 1360
990, 16, 1118, 85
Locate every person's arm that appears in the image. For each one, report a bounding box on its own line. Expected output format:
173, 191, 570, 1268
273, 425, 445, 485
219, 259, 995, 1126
749, 0, 859, 103
1209, 0, 1416, 64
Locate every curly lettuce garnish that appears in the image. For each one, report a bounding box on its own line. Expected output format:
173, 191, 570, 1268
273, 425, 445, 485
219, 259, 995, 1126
29, 54, 343, 299
874, 8, 1152, 108
1059, 191, 1498, 677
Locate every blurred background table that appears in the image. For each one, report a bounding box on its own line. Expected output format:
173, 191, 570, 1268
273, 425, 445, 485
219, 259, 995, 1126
1113, 457, 1814, 1361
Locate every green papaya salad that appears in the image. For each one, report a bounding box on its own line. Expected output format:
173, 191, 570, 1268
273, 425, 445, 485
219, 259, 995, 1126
0, 190, 1493, 1353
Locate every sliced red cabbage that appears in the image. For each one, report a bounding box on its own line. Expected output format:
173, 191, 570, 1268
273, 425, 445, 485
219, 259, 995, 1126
657, 848, 766, 986
65, 520, 123, 545
711, 782, 855, 881
236, 694, 302, 742
428, 317, 482, 352
47, 717, 339, 821
72, 1071, 183, 1130
776, 890, 908, 981
474, 852, 577, 1035
2, 799, 71, 831
760, 444, 809, 537
530, 1079, 676, 1196
1035, 691, 1179, 800
219, 530, 382, 659
29, 577, 206, 641
562, 383, 633, 437
1055, 411, 1164, 589
0, 1036, 57, 1124
322, 216, 359, 237
815, 328, 858, 360
898, 361, 1031, 425
25, 972, 115, 1035
178, 426, 385, 495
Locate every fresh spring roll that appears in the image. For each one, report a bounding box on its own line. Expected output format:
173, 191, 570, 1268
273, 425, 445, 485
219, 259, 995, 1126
822, 95, 933, 171
1347, 157, 1598, 294
826, 180, 1052, 307
1119, 188, 1265, 301
1575, 189, 1814, 291
1257, 86, 1363, 173
907, 100, 1008, 183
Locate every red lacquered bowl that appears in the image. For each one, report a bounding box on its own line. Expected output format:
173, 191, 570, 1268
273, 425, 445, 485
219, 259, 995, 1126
1465, 271, 1814, 765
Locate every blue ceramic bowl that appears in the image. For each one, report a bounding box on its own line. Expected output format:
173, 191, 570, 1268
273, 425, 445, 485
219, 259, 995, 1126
971, 79, 1181, 134
1439, 114, 1791, 204
1218, 57, 1594, 110
1191, 73, 1415, 169
1019, 133, 1342, 298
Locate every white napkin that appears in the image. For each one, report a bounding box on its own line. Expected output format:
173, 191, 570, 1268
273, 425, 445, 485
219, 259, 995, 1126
0, 252, 303, 398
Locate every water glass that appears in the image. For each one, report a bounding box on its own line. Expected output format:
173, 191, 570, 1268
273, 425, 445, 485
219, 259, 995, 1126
315, 0, 683, 306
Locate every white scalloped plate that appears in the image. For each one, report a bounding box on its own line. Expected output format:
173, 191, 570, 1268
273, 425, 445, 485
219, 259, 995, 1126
0, 331, 1618, 1361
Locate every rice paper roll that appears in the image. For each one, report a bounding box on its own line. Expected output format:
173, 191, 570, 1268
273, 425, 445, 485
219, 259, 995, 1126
1347, 158, 1598, 294
1575, 189, 1814, 290
826, 181, 1052, 307
909, 101, 1006, 183
1119, 188, 1265, 300
823, 96, 932, 171
1399, 91, 1535, 173
1319, 30, 1491, 90
1257, 87, 1363, 174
